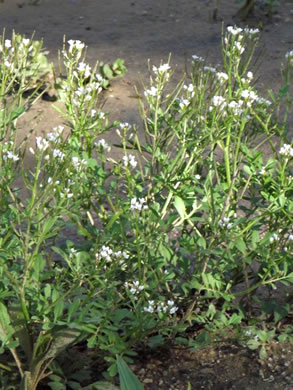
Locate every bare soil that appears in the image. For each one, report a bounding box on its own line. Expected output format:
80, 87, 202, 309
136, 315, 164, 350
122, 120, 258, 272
1, 0, 293, 389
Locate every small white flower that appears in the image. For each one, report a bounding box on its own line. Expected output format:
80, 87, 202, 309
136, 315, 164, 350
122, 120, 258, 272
204, 66, 216, 73
22, 38, 30, 46
288, 234, 293, 241
279, 144, 293, 158
227, 26, 243, 35
68, 39, 85, 52
269, 233, 279, 243
192, 55, 204, 63
130, 197, 148, 211
144, 86, 158, 97
47, 126, 64, 142
4, 39, 12, 49
195, 174, 201, 180
244, 28, 259, 34
29, 147, 35, 155
247, 71, 253, 80
210, 95, 226, 111
3, 151, 19, 161
53, 149, 65, 161
234, 41, 244, 54
122, 154, 137, 168
183, 83, 195, 95
119, 122, 131, 130
36, 136, 49, 151
216, 72, 228, 82
179, 98, 190, 110
77, 62, 91, 78
95, 139, 111, 152
69, 248, 77, 258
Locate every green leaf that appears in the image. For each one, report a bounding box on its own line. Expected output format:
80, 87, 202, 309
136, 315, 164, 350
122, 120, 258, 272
117, 356, 144, 390
234, 237, 247, 254
174, 196, 186, 220
82, 381, 119, 390
0, 302, 14, 343
278, 83, 289, 98
11, 106, 25, 121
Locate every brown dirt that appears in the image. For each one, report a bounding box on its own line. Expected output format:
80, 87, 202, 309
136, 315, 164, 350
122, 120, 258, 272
1, 0, 293, 389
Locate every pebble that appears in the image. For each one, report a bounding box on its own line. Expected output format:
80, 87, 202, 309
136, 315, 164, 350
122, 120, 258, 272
143, 378, 153, 384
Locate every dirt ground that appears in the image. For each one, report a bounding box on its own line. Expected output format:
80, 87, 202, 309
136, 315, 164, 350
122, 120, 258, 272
1, 0, 293, 389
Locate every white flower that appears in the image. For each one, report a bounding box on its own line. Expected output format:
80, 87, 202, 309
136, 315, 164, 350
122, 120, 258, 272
183, 83, 195, 95
119, 122, 131, 130
279, 144, 293, 158
127, 280, 144, 295
227, 26, 243, 35
247, 71, 253, 80
153, 63, 171, 74
3, 151, 19, 161
179, 99, 190, 110
285, 50, 293, 60
258, 97, 271, 106
204, 66, 216, 73
4, 39, 12, 49
53, 149, 65, 161
192, 55, 204, 62
77, 62, 91, 78
29, 147, 35, 155
234, 41, 244, 54
269, 233, 279, 243
69, 248, 77, 258
60, 188, 73, 199
216, 72, 228, 82
144, 86, 158, 97
218, 216, 233, 229
130, 197, 148, 211
288, 234, 293, 241
72, 156, 87, 169
68, 39, 85, 52
95, 139, 110, 152
4, 60, 11, 68
36, 136, 49, 151
195, 174, 201, 180
22, 38, 30, 46
97, 245, 113, 263
47, 126, 64, 142
122, 154, 137, 168
244, 28, 259, 34
90, 109, 96, 117
210, 95, 226, 111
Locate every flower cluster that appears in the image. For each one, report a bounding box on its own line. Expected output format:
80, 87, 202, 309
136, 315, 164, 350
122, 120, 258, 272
269, 233, 279, 244
144, 86, 158, 98
47, 126, 64, 143
152, 63, 171, 81
2, 142, 19, 162
96, 245, 129, 263
68, 39, 85, 54
122, 154, 137, 169
218, 216, 233, 230
279, 144, 293, 158
209, 95, 226, 112
192, 54, 204, 63
95, 139, 111, 152
285, 50, 293, 63
130, 197, 148, 211
144, 299, 178, 315
124, 281, 144, 295
72, 156, 87, 170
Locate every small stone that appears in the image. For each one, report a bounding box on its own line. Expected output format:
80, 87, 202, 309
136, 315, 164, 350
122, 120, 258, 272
143, 378, 153, 384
